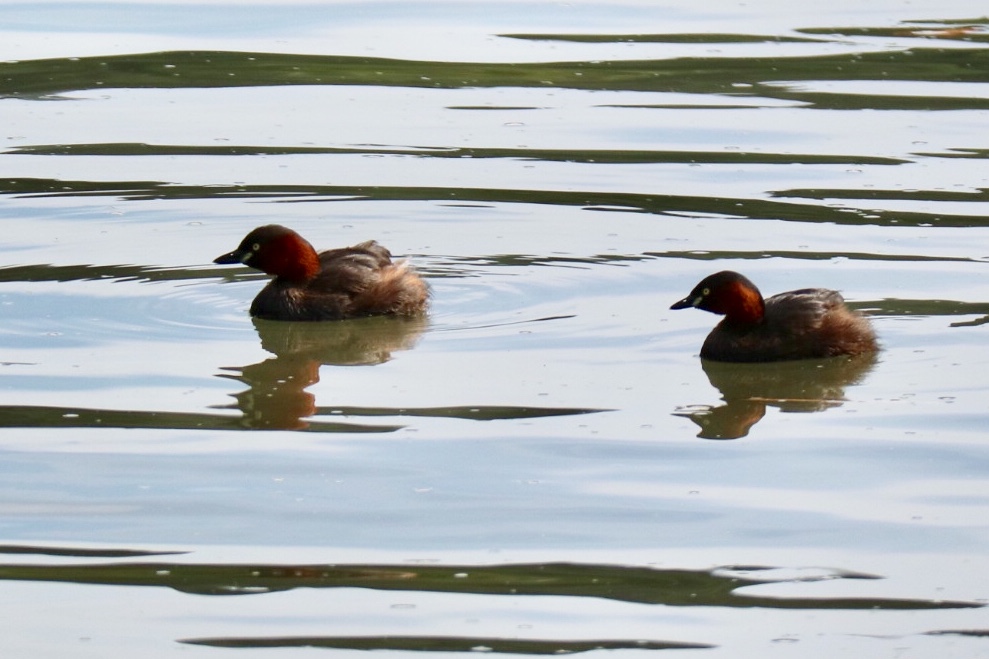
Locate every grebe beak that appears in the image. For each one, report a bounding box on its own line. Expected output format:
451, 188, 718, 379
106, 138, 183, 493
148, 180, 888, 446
670, 295, 700, 310
214, 248, 250, 265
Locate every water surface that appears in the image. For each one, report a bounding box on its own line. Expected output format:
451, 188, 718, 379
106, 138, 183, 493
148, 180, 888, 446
2, 1, 989, 657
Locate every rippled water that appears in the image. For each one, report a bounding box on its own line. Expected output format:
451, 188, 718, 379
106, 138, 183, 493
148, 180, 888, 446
2, 1, 989, 657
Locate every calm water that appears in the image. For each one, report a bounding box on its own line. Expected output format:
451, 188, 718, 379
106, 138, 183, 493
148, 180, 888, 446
2, 1, 989, 657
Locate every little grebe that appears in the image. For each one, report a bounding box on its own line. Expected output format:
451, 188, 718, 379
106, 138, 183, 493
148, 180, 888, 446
213, 225, 429, 321
670, 270, 878, 362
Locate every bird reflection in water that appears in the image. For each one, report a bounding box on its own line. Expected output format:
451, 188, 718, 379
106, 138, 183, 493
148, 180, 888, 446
675, 353, 878, 440
216, 316, 427, 430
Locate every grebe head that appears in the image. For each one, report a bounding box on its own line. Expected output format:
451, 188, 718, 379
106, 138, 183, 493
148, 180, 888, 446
214, 225, 320, 282
671, 270, 766, 324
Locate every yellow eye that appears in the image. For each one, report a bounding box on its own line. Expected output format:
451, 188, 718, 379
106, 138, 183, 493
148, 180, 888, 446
702, 287, 710, 296
252, 243, 261, 252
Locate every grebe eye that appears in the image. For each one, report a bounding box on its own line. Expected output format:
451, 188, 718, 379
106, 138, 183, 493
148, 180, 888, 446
252, 243, 261, 252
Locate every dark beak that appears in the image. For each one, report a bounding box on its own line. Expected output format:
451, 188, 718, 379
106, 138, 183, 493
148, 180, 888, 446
670, 295, 696, 310
213, 249, 246, 265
